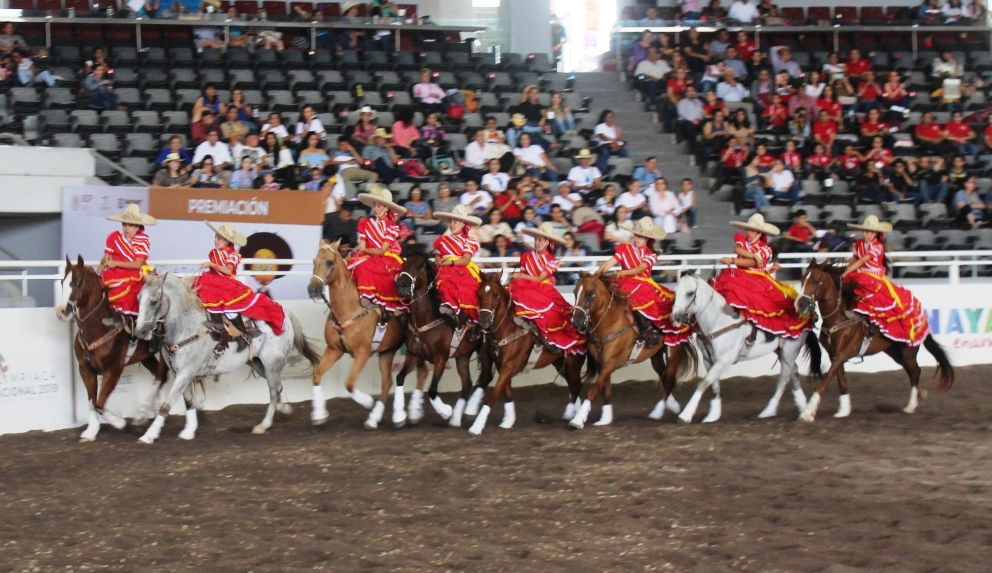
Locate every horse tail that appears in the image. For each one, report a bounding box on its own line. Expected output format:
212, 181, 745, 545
804, 330, 824, 379
475, 340, 496, 388
673, 342, 699, 383
582, 350, 600, 387
288, 313, 321, 368
923, 334, 954, 393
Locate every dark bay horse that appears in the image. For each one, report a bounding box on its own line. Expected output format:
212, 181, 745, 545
570, 273, 697, 429
466, 272, 587, 435
54, 255, 168, 442
395, 251, 493, 427
795, 260, 953, 421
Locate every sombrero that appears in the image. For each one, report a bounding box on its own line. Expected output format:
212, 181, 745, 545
510, 113, 527, 127
434, 204, 482, 227
574, 148, 595, 161
341, 0, 362, 14
106, 203, 157, 226
206, 221, 248, 247
164, 152, 183, 163
521, 222, 566, 245
847, 215, 893, 233
621, 216, 666, 240
729, 213, 780, 236
357, 105, 377, 118
370, 128, 391, 141
357, 184, 408, 216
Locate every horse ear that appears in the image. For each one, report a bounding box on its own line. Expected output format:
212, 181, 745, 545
331, 238, 342, 251
76, 254, 84, 267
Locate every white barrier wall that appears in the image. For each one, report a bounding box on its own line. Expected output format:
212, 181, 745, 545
1, 283, 990, 436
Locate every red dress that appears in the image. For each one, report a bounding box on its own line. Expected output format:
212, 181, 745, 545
711, 234, 811, 338
192, 246, 286, 335
508, 250, 585, 354
842, 238, 928, 346
347, 216, 406, 313
101, 230, 151, 315
613, 244, 692, 346
434, 232, 482, 321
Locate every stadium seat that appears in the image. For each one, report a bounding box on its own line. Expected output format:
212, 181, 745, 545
101, 110, 131, 134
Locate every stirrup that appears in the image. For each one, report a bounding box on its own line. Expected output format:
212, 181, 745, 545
102, 316, 123, 328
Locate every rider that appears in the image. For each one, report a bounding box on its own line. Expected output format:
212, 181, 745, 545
594, 217, 692, 346
433, 205, 483, 332
100, 204, 156, 332
711, 213, 811, 338
193, 222, 286, 344
349, 184, 408, 320
842, 215, 928, 345
509, 222, 585, 354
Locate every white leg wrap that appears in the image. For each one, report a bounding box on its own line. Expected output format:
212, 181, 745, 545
102, 409, 126, 430
799, 392, 821, 422
903, 387, 919, 414
468, 404, 490, 435
792, 387, 808, 411
678, 390, 704, 424
665, 393, 682, 414
568, 399, 592, 429
499, 401, 516, 429
648, 400, 665, 420
79, 408, 101, 442
464, 387, 484, 416
178, 409, 198, 440
408, 389, 424, 424
834, 393, 852, 418
138, 415, 165, 444
351, 388, 374, 410
563, 400, 578, 421
757, 402, 778, 419
364, 400, 385, 430
450, 398, 466, 428
311, 385, 329, 425
430, 395, 453, 420
593, 404, 614, 426
392, 386, 408, 426
701, 397, 722, 423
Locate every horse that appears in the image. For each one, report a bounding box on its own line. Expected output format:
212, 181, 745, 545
307, 239, 409, 429
466, 271, 587, 435
133, 273, 319, 443
670, 272, 823, 423
54, 255, 170, 442
394, 251, 493, 427
795, 260, 954, 421
569, 272, 697, 429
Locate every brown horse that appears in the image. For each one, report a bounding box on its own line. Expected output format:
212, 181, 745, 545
307, 239, 409, 429
54, 255, 169, 442
795, 260, 954, 421
466, 271, 587, 435
569, 273, 697, 429
394, 250, 493, 427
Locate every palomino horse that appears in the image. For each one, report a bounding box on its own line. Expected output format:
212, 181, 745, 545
671, 272, 823, 423
307, 239, 408, 429
795, 260, 953, 421
466, 271, 587, 435
395, 251, 493, 427
134, 273, 319, 443
55, 255, 169, 442
569, 273, 697, 429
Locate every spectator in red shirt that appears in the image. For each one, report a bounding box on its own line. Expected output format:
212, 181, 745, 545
781, 139, 803, 173
788, 85, 818, 119
812, 109, 840, 155
762, 93, 789, 134
914, 111, 950, 156
855, 70, 884, 113
864, 136, 895, 171
494, 185, 527, 226
816, 85, 843, 125
702, 90, 728, 118
734, 31, 756, 61
712, 135, 749, 192
661, 68, 690, 132
837, 144, 865, 181
945, 110, 978, 159
882, 70, 912, 112
859, 107, 887, 145
778, 209, 816, 252
751, 142, 776, 171
805, 142, 834, 182
983, 115, 992, 150
190, 109, 218, 145
845, 48, 871, 81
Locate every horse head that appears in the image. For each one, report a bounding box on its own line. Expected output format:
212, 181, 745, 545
308, 238, 344, 302
477, 271, 507, 331
55, 255, 99, 322
134, 273, 170, 340
397, 251, 432, 301
796, 259, 840, 319
571, 272, 607, 333
672, 272, 704, 326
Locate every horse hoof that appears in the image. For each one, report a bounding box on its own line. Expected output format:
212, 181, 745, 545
798, 413, 815, 423
902, 407, 916, 414
467, 426, 483, 436
311, 415, 329, 426
757, 409, 777, 419
178, 430, 196, 440
701, 415, 720, 424
676, 416, 692, 425
251, 426, 268, 435
393, 415, 408, 428
567, 419, 584, 430
78, 436, 94, 443
137, 436, 155, 445
363, 421, 379, 430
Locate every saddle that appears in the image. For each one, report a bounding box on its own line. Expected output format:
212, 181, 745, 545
203, 314, 261, 353
631, 312, 662, 348
512, 317, 560, 354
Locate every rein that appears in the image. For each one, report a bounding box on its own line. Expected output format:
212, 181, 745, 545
574, 278, 631, 349
310, 273, 373, 335
398, 267, 443, 341
803, 270, 863, 335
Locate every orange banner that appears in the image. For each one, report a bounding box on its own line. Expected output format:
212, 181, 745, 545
148, 187, 324, 225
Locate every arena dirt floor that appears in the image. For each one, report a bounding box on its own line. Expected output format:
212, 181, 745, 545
1, 364, 990, 572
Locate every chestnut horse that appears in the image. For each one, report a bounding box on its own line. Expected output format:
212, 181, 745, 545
307, 239, 408, 429
395, 251, 493, 427
795, 260, 954, 421
569, 273, 697, 429
466, 271, 588, 435
54, 255, 169, 442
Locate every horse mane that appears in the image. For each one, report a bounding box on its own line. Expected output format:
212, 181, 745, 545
402, 242, 428, 258
149, 273, 204, 311
596, 274, 632, 305
811, 260, 857, 307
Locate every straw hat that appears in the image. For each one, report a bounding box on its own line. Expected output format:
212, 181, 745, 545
370, 128, 391, 141
357, 184, 408, 216
106, 203, 157, 226
729, 213, 780, 236
574, 148, 595, 161
341, 0, 362, 13
521, 222, 566, 245
164, 152, 183, 163
206, 221, 248, 247
847, 215, 893, 233
621, 216, 667, 240
435, 204, 482, 227
510, 113, 527, 127
357, 105, 377, 118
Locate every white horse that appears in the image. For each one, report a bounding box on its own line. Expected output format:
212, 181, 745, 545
670, 273, 822, 423
133, 273, 319, 443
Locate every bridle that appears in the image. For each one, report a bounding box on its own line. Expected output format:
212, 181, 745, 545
478, 279, 509, 337
797, 269, 841, 322
572, 276, 621, 346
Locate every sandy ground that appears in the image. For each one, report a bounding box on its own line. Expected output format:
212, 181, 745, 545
0, 365, 990, 572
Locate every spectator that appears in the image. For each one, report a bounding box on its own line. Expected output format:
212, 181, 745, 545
662, 68, 691, 132
709, 28, 732, 59
567, 149, 604, 195
224, 7, 254, 48
433, 183, 460, 214
845, 48, 871, 79
229, 156, 259, 190
723, 47, 748, 82
882, 71, 912, 113
363, 128, 406, 184
789, 108, 812, 153
494, 185, 527, 226
626, 30, 656, 74
322, 203, 358, 244
984, 115, 992, 150
947, 154, 970, 192
641, 5, 667, 25
914, 111, 949, 156
220, 107, 250, 147
154, 135, 192, 168
551, 181, 583, 213
11, 50, 58, 87
390, 108, 420, 158
946, 110, 978, 159
676, 86, 704, 150
507, 85, 549, 150
617, 179, 649, 219
677, 178, 698, 230
83, 64, 120, 111
515, 206, 541, 249
259, 170, 282, 190
152, 153, 187, 187
778, 209, 816, 252
513, 133, 556, 181
547, 204, 575, 235
605, 207, 635, 245
490, 234, 522, 262
82, 47, 109, 77
186, 155, 225, 188
482, 115, 515, 172
481, 158, 511, 195
326, 138, 376, 199
932, 50, 963, 80
864, 136, 895, 172
887, 159, 919, 203
701, 0, 728, 20
294, 104, 326, 144
781, 139, 803, 174
734, 31, 756, 61
0, 23, 28, 54
634, 47, 672, 107
260, 112, 290, 143
411, 67, 446, 115
954, 176, 986, 229
822, 52, 847, 82
729, 109, 755, 144
712, 135, 749, 192
728, 0, 760, 23
297, 132, 329, 170
812, 109, 840, 156
647, 177, 681, 233
347, 106, 379, 149
459, 179, 495, 219
804, 71, 826, 98
415, 112, 448, 159
788, 85, 817, 118
303, 167, 325, 191
231, 133, 265, 168
701, 60, 728, 93
190, 109, 218, 145
192, 129, 232, 169
191, 83, 225, 124
632, 156, 664, 187
227, 89, 254, 123
769, 45, 801, 79
859, 107, 888, 146
681, 0, 702, 20
855, 71, 884, 113
805, 142, 834, 183
701, 89, 728, 119
682, 28, 710, 75
476, 210, 515, 247
716, 70, 749, 102
401, 185, 439, 233
855, 161, 888, 203
836, 144, 864, 182
545, 91, 577, 136
765, 159, 798, 204
699, 108, 731, 174
461, 129, 488, 183
751, 67, 773, 111
193, 25, 225, 51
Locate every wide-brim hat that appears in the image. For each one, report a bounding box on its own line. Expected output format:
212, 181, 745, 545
370, 127, 391, 141
621, 216, 666, 240
435, 204, 482, 227
206, 221, 248, 247
510, 113, 527, 127
730, 213, 780, 236
106, 203, 157, 226
164, 152, 182, 163
574, 148, 595, 161
848, 215, 893, 233
342, 0, 361, 12
357, 184, 408, 216
521, 222, 566, 245
357, 105, 377, 118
